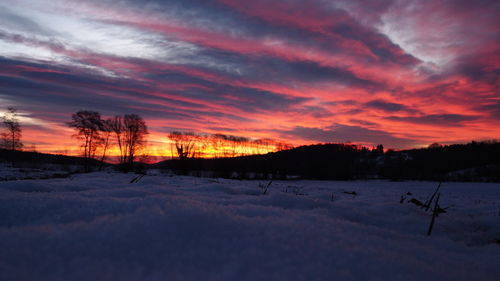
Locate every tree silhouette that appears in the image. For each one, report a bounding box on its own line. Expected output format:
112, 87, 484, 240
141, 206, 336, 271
1, 107, 23, 151
67, 110, 103, 171
110, 115, 126, 165
168, 131, 197, 160
167, 131, 292, 159
98, 118, 114, 170
122, 114, 148, 168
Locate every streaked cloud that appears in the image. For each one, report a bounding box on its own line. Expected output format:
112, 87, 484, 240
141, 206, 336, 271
0, 0, 498, 153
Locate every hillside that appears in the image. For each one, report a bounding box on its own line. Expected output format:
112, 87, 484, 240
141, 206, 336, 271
156, 141, 500, 182
0, 149, 103, 180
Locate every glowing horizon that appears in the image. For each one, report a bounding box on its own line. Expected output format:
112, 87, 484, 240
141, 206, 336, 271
1, 0, 499, 156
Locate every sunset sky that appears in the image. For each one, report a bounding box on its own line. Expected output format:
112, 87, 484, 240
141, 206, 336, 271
0, 0, 499, 156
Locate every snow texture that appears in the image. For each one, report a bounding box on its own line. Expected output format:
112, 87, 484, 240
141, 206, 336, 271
0, 171, 499, 281
0, 162, 77, 181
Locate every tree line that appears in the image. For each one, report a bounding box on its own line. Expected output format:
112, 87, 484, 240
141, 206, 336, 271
0, 106, 291, 172
167, 131, 292, 160
160, 141, 500, 181
2, 107, 499, 181
66, 110, 292, 172
67, 110, 148, 171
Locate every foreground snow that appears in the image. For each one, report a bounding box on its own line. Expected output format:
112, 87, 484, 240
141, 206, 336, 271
0, 171, 499, 281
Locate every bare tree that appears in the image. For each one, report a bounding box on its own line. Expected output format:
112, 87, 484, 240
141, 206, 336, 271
110, 115, 126, 165
122, 114, 148, 168
211, 134, 226, 158
168, 132, 292, 159
67, 110, 103, 171
230, 136, 248, 157
168, 131, 198, 160
276, 142, 293, 152
98, 118, 114, 170
1, 107, 23, 151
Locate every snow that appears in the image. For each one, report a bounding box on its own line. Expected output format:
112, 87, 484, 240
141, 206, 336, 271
0, 171, 499, 281
0, 162, 77, 181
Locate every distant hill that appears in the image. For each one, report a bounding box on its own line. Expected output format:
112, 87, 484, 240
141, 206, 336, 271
0, 148, 102, 168
380, 141, 500, 181
2, 141, 499, 182
155, 141, 500, 182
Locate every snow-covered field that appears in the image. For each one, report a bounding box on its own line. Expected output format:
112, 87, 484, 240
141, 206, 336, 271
0, 171, 499, 281
0, 163, 76, 181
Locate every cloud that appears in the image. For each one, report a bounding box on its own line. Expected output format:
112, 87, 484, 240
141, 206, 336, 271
0, 5, 51, 35
364, 99, 418, 113
387, 114, 478, 126
475, 101, 500, 119
280, 124, 415, 148
0, 56, 309, 126
0, 0, 498, 152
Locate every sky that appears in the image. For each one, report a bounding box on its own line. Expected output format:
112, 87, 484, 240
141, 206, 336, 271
0, 0, 499, 155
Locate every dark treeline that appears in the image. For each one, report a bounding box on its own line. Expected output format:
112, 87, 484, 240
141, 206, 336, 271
380, 141, 500, 181
158, 141, 500, 182
2, 105, 499, 181
0, 148, 102, 168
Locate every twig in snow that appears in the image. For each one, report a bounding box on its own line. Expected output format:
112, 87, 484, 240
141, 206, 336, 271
258, 180, 273, 195
130, 174, 145, 184
427, 192, 441, 236
424, 182, 441, 211
400, 192, 412, 203
342, 191, 357, 198
408, 198, 425, 207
